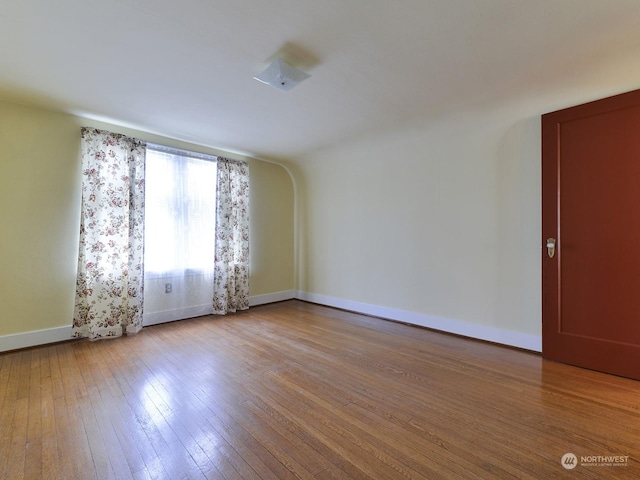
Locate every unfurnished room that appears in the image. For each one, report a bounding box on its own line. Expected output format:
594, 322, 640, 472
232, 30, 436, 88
2, 1, 640, 478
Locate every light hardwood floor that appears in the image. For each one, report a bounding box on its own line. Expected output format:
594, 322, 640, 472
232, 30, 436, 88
1, 300, 639, 479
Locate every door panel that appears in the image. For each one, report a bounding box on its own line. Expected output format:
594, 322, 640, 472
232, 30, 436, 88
542, 89, 640, 380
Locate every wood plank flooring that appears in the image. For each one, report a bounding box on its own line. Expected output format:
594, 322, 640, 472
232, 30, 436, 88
1, 300, 640, 479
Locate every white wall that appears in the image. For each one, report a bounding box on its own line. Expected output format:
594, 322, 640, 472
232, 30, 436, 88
293, 105, 544, 350
290, 46, 640, 352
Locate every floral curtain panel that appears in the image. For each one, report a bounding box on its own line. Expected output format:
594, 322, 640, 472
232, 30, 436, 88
213, 158, 250, 314
73, 127, 146, 339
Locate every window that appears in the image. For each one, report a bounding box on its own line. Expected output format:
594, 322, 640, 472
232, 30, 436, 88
144, 145, 218, 275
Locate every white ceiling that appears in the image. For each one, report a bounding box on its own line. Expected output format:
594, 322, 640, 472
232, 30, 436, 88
2, 0, 640, 161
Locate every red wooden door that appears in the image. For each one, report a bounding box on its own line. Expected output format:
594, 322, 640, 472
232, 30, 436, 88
542, 89, 640, 380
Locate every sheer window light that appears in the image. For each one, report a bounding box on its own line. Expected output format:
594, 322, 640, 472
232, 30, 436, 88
144, 147, 217, 275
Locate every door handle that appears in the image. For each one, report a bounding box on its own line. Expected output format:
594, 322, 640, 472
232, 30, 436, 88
546, 238, 556, 258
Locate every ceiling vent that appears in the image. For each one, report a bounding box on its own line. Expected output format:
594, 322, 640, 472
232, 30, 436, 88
254, 57, 310, 92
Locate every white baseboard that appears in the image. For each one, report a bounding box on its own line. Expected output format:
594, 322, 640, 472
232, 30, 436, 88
296, 291, 541, 352
0, 290, 298, 352
143, 304, 214, 326
250, 290, 296, 307
0, 325, 73, 353
0, 291, 537, 353
143, 290, 296, 326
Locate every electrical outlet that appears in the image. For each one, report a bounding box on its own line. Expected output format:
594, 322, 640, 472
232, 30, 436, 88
165, 283, 172, 293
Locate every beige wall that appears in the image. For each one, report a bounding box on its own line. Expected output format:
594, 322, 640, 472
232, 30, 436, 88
0, 101, 82, 338
289, 57, 640, 347
3, 81, 637, 346
0, 99, 294, 338
294, 105, 542, 338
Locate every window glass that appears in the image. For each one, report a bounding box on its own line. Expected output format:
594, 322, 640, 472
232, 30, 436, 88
144, 148, 217, 275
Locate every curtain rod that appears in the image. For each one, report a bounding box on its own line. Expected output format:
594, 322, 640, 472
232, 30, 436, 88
146, 142, 219, 163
